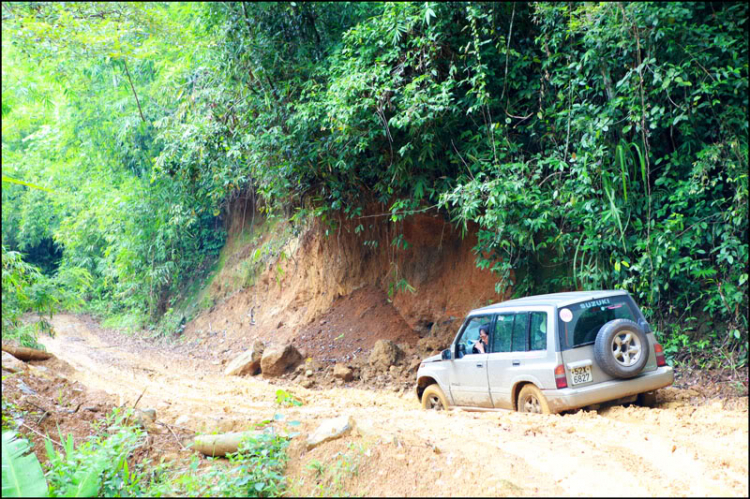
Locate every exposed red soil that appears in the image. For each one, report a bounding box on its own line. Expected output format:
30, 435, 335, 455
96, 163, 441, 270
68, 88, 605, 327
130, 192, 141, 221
293, 286, 418, 363
2, 356, 190, 468
181, 206, 503, 368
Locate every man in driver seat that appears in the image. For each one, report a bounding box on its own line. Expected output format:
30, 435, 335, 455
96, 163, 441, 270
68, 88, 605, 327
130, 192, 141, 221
472, 326, 490, 354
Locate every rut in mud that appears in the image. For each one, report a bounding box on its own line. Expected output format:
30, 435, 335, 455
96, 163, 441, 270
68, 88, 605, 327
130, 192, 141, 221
36, 314, 749, 497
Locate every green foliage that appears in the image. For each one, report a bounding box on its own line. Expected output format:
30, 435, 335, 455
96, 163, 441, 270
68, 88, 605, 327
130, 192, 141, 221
43, 408, 150, 497
216, 432, 290, 497
148, 431, 289, 497
170, 1, 746, 353
275, 389, 303, 408
2, 3, 225, 322
1, 431, 49, 498
436, 2, 748, 351
2, 405, 292, 498
1, 246, 87, 348
304, 442, 367, 497
1, 393, 24, 432
2, 2, 747, 356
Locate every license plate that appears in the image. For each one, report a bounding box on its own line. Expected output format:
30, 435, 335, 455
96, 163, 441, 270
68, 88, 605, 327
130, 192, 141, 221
570, 365, 592, 385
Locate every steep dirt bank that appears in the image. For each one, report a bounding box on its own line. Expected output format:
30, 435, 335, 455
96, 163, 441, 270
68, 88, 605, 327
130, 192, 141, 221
32, 314, 750, 497
182, 207, 503, 364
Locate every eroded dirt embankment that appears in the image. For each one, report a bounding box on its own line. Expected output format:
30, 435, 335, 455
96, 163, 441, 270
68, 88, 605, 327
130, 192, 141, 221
182, 209, 502, 364
37, 314, 749, 497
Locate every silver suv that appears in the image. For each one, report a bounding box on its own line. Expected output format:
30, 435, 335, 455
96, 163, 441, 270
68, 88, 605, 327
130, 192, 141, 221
416, 290, 674, 414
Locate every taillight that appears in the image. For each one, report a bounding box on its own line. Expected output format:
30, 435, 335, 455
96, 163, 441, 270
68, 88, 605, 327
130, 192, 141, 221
654, 343, 667, 367
554, 364, 567, 389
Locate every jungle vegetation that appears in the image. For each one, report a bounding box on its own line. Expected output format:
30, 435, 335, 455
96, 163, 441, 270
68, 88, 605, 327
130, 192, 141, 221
1, 2, 747, 363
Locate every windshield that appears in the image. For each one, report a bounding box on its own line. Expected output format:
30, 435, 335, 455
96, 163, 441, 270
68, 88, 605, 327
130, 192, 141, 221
557, 295, 639, 350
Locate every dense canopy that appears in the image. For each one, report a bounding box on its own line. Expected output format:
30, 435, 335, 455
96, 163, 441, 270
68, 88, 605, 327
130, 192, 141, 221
2, 2, 747, 358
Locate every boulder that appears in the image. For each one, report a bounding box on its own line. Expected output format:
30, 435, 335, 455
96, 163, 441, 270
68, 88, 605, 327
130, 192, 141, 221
261, 344, 303, 377
429, 317, 458, 344
135, 409, 158, 432
333, 364, 354, 382
407, 357, 422, 373
138, 408, 157, 422
306, 415, 355, 449
225, 341, 265, 376
368, 340, 403, 371
174, 415, 191, 427
2, 351, 27, 373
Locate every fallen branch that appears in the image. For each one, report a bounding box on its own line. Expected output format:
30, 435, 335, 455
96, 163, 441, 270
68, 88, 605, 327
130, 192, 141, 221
2, 343, 54, 361
192, 431, 260, 457
132, 387, 147, 410
21, 423, 63, 449
157, 422, 186, 451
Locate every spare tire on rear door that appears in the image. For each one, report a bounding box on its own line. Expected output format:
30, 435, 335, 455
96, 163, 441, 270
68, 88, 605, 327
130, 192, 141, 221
594, 319, 649, 379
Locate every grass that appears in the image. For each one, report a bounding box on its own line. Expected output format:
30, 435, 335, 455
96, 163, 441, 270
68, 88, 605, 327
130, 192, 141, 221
154, 212, 290, 339
295, 442, 370, 497
154, 431, 290, 497
101, 311, 148, 335
98, 208, 303, 342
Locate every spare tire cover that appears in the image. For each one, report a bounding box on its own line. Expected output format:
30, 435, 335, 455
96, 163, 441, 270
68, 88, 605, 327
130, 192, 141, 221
594, 319, 649, 379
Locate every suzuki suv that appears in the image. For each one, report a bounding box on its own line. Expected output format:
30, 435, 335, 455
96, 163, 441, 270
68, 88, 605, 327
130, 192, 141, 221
415, 290, 674, 414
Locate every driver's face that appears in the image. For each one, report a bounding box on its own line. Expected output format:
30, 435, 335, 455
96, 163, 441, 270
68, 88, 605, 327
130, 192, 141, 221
480, 331, 488, 341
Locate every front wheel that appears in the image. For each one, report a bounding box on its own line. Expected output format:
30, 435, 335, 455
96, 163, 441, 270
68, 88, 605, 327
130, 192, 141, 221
517, 384, 552, 414
421, 384, 449, 411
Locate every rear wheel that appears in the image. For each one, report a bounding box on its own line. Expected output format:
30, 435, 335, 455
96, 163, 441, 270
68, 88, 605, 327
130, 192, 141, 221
421, 384, 449, 411
517, 384, 551, 414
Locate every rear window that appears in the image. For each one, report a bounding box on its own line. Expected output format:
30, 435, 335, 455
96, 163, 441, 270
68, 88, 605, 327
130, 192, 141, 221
557, 295, 638, 350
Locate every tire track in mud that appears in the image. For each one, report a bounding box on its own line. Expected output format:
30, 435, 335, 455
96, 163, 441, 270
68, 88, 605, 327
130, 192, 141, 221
42, 314, 749, 497
596, 405, 749, 495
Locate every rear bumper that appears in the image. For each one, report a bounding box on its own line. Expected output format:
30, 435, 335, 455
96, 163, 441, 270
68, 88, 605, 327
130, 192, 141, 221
545, 366, 674, 413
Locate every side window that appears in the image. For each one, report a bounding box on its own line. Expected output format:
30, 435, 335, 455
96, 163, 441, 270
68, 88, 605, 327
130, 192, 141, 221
511, 313, 529, 352
459, 316, 493, 355
529, 312, 548, 351
492, 314, 513, 353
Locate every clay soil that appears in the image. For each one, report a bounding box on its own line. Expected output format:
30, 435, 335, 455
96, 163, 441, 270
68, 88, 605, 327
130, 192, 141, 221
179, 212, 499, 364
1, 354, 191, 470
9, 313, 747, 497
294, 286, 418, 363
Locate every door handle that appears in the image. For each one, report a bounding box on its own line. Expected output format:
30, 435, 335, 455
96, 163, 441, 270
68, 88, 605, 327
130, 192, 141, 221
476, 363, 484, 368
512, 360, 520, 366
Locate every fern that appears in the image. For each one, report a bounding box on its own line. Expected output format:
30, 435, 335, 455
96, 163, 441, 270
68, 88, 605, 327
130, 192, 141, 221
1, 431, 48, 498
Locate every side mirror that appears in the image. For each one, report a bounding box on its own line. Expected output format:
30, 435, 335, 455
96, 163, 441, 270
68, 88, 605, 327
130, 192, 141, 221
441, 348, 452, 360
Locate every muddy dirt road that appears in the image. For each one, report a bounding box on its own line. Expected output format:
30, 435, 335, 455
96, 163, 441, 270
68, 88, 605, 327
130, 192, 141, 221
41, 314, 748, 497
